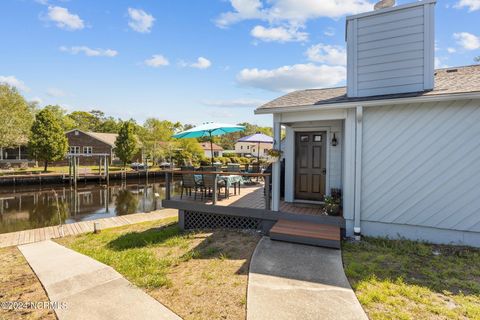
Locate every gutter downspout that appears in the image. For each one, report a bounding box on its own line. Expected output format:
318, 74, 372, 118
354, 106, 363, 240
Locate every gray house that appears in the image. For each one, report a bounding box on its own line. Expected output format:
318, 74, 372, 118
257, 0, 480, 247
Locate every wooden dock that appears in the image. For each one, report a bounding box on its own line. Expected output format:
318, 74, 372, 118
0, 209, 178, 248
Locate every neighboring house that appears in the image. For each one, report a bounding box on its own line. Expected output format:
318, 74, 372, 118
235, 133, 274, 158
256, 0, 480, 247
0, 135, 33, 168
199, 142, 223, 158
65, 129, 142, 165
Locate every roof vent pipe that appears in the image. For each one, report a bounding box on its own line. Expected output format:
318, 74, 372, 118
374, 0, 395, 10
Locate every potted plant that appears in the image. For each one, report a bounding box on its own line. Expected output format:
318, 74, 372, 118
266, 149, 283, 163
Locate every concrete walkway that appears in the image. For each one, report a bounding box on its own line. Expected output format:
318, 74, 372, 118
247, 237, 368, 320
19, 240, 181, 320
0, 209, 178, 248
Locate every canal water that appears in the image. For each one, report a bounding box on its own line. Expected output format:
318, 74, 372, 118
0, 178, 180, 234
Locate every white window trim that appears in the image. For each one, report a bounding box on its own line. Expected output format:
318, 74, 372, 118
69, 146, 80, 154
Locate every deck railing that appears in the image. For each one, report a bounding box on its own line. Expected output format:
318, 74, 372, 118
161, 170, 271, 209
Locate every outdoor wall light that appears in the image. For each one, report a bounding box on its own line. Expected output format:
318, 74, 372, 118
331, 133, 338, 146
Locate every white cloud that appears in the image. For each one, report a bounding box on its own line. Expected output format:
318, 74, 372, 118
447, 47, 457, 53
215, 0, 264, 27
0, 76, 29, 92
127, 8, 155, 33
144, 55, 169, 67
324, 27, 335, 37
60, 46, 118, 57
305, 43, 347, 66
46, 87, 66, 97
237, 63, 346, 92
46, 6, 84, 30
454, 0, 480, 11
216, 0, 373, 27
435, 57, 449, 69
179, 57, 212, 69
202, 98, 266, 108
191, 57, 212, 69
250, 25, 307, 42
454, 32, 480, 50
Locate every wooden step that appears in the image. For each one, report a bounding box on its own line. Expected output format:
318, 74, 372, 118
269, 219, 341, 249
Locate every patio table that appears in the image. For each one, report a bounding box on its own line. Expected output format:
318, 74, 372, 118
219, 175, 242, 195
194, 174, 242, 196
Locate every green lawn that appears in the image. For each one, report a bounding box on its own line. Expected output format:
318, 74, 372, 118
342, 237, 480, 320
57, 217, 260, 320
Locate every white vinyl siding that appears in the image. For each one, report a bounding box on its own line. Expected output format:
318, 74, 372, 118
361, 100, 480, 234
347, 1, 435, 97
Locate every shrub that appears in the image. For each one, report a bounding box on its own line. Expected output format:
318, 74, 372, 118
222, 152, 237, 158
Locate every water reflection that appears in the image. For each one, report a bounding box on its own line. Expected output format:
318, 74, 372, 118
0, 179, 180, 234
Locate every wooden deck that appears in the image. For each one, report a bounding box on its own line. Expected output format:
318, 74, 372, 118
0, 209, 177, 248
172, 184, 327, 216
167, 184, 343, 248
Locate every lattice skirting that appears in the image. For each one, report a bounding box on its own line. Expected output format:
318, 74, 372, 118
183, 210, 261, 230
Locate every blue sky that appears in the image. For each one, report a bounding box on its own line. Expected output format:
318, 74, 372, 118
0, 0, 479, 126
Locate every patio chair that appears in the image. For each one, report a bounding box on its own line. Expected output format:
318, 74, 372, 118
244, 163, 262, 184
202, 171, 227, 200
227, 163, 241, 173
180, 167, 201, 199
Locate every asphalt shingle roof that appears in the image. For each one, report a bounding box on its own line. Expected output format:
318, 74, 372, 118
257, 65, 480, 111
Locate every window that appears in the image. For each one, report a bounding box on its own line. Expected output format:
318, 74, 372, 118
83, 146, 93, 154
247, 146, 250, 150
74, 130, 79, 136
264, 148, 268, 154
69, 146, 80, 154
300, 135, 309, 142
314, 135, 322, 142
241, 146, 243, 150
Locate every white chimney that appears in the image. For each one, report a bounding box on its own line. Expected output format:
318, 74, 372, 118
346, 0, 436, 98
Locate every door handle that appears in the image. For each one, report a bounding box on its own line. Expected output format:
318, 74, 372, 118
322, 168, 326, 175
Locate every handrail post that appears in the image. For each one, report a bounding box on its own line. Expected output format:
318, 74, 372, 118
265, 175, 271, 210
165, 171, 171, 200
212, 173, 218, 205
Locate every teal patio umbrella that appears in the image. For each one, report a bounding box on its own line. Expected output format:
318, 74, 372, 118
172, 122, 245, 165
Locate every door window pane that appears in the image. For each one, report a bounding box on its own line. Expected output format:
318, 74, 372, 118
313, 135, 322, 142
300, 135, 309, 142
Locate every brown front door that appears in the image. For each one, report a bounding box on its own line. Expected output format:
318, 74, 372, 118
295, 132, 326, 201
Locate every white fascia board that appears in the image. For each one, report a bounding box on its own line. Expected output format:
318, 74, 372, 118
254, 92, 480, 115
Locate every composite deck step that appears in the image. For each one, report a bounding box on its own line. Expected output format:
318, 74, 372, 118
269, 219, 341, 249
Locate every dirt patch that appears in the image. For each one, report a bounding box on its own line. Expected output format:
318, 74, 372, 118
148, 230, 260, 320
0, 247, 56, 320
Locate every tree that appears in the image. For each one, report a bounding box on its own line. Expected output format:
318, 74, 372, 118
97, 117, 121, 133
114, 121, 138, 167
67, 111, 100, 131
28, 109, 68, 172
217, 122, 273, 149
475, 56, 480, 64
43, 105, 76, 131
173, 138, 204, 166
0, 84, 35, 148
138, 118, 182, 164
